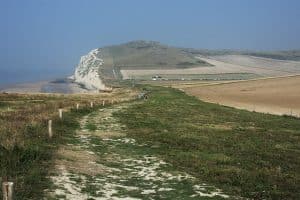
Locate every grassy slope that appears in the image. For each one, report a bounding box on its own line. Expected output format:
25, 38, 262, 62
104, 41, 208, 68
99, 41, 212, 84
0, 92, 130, 199
115, 86, 300, 199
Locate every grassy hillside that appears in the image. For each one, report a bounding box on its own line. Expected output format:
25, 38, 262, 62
98, 41, 212, 82
115, 86, 300, 199
94, 41, 300, 86
104, 41, 210, 68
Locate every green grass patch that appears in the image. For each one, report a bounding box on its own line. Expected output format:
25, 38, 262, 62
0, 101, 8, 108
85, 123, 97, 131
114, 85, 300, 199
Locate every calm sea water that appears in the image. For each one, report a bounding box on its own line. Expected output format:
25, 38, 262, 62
0, 68, 72, 87
0, 67, 81, 93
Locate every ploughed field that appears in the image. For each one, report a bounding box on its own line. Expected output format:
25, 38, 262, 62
120, 55, 300, 81
183, 75, 300, 116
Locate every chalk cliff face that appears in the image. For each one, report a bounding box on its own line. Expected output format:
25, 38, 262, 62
73, 49, 106, 91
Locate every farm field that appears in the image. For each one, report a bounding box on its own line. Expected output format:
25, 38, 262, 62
129, 73, 259, 81
183, 75, 300, 116
211, 55, 300, 74
120, 55, 300, 81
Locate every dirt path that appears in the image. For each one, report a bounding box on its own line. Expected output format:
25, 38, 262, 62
46, 103, 234, 199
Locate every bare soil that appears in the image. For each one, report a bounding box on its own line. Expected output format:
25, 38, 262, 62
184, 75, 300, 116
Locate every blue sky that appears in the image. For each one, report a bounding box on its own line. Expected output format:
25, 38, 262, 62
0, 0, 300, 84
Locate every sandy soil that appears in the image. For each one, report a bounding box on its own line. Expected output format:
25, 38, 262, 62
184, 75, 300, 117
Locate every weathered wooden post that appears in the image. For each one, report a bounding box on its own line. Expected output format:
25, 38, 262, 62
59, 109, 63, 119
2, 182, 13, 200
76, 103, 79, 110
48, 120, 52, 138
102, 100, 105, 106
90, 101, 94, 108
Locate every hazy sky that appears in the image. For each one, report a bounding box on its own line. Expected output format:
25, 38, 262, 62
1, 0, 300, 84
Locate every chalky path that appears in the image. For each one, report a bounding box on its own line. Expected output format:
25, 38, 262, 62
46, 103, 234, 199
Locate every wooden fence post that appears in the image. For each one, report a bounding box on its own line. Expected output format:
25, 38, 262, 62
76, 103, 79, 110
2, 182, 13, 200
90, 102, 94, 108
48, 120, 52, 138
59, 109, 63, 119
102, 100, 105, 106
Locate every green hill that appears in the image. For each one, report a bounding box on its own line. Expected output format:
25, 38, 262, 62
99, 41, 211, 81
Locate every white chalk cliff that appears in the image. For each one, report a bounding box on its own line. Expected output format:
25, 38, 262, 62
73, 49, 106, 91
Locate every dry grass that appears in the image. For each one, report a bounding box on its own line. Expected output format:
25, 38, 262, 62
0, 88, 137, 150
0, 88, 138, 198
55, 147, 106, 176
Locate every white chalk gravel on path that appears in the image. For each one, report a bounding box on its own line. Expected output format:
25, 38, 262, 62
46, 103, 237, 200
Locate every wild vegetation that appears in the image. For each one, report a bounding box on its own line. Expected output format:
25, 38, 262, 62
115, 85, 300, 199
1, 84, 300, 199
0, 89, 136, 199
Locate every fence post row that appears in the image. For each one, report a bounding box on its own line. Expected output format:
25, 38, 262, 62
2, 97, 128, 199
2, 182, 13, 200
2, 98, 127, 199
